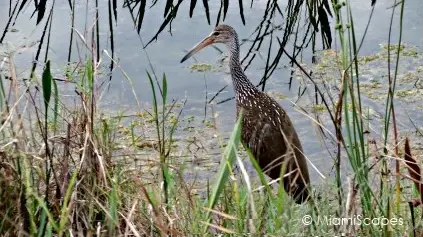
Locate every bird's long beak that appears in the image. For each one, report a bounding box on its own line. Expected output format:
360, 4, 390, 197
180, 36, 214, 63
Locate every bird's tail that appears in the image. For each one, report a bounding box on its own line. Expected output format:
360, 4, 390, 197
283, 155, 311, 204
284, 175, 310, 204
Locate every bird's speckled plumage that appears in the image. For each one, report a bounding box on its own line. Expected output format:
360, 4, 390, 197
181, 24, 311, 204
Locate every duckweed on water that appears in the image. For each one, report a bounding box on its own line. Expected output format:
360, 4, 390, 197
188, 63, 213, 72
399, 72, 420, 83
380, 44, 419, 58
202, 119, 216, 128
360, 82, 382, 89
267, 91, 288, 100
312, 104, 326, 113
359, 54, 379, 63
396, 88, 423, 98
381, 44, 406, 51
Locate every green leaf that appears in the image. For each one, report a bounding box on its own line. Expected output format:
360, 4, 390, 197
201, 0, 210, 24
137, 0, 146, 33
223, 0, 228, 21
164, 0, 172, 17
162, 73, 167, 104
37, 210, 47, 237
189, 0, 197, 18
86, 59, 93, 93
145, 0, 183, 47
58, 169, 79, 232
203, 110, 243, 232
36, 0, 47, 25
44, 223, 52, 237
146, 71, 158, 120
42, 61, 52, 120
238, 0, 245, 25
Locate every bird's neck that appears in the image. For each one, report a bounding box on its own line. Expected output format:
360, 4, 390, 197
227, 37, 257, 95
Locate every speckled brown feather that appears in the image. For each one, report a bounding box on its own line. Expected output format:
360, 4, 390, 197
236, 90, 310, 203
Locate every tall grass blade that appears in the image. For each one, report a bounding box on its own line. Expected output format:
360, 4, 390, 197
161, 73, 167, 152
146, 71, 158, 137
162, 74, 167, 103
45, 224, 52, 237
108, 175, 119, 235
204, 111, 243, 232
22, 155, 37, 235
58, 169, 78, 233
146, 70, 170, 206
86, 59, 94, 93
33, 196, 58, 231
37, 210, 47, 237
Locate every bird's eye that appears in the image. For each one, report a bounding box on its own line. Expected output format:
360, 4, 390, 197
213, 32, 220, 36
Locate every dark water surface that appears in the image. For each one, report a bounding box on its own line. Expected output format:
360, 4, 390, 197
1, 0, 422, 182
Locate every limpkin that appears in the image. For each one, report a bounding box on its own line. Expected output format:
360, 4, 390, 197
180, 25, 311, 204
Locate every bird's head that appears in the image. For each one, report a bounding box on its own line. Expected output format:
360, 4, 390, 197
180, 24, 237, 63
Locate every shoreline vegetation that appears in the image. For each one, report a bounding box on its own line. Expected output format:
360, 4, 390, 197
1, 0, 423, 236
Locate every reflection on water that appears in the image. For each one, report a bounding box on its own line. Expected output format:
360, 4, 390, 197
0, 0, 422, 182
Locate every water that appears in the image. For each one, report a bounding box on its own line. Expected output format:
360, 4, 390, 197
1, 0, 422, 182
